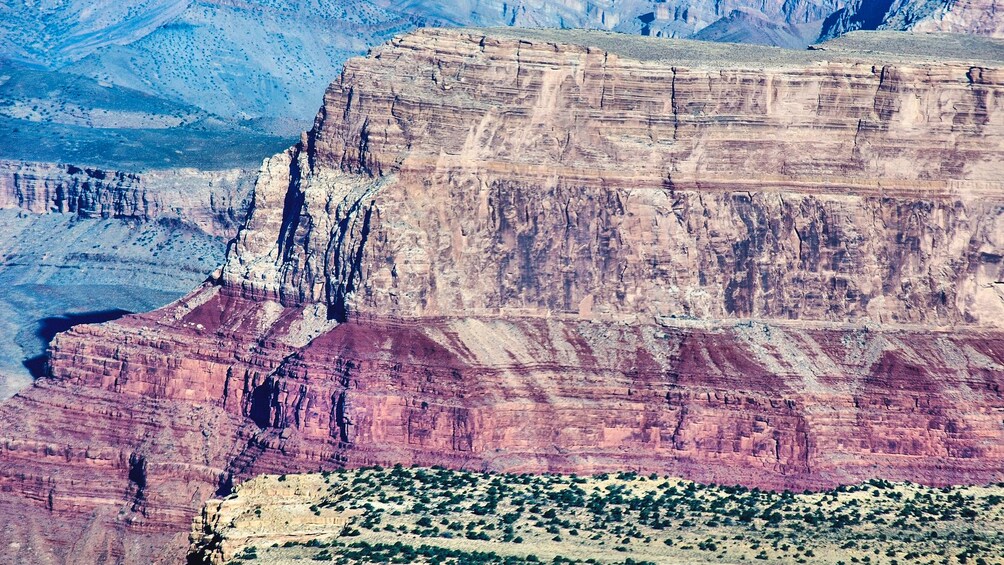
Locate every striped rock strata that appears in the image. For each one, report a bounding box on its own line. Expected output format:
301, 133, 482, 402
2, 28, 1004, 563
0, 159, 255, 238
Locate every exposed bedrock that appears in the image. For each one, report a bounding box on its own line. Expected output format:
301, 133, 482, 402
0, 159, 256, 238
821, 0, 1004, 41
44, 291, 1004, 488
0, 160, 256, 399
909, 0, 1004, 37
229, 29, 1004, 327
2, 28, 1004, 563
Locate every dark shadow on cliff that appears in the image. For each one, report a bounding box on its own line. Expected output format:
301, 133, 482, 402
22, 309, 132, 379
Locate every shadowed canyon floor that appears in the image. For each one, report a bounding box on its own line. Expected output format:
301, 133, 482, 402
2, 28, 1004, 564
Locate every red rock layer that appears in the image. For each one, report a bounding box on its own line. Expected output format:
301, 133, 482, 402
4, 285, 1004, 562
2, 29, 1004, 563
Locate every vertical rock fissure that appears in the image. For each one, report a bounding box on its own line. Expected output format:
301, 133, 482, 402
327, 192, 377, 322
127, 453, 147, 512
276, 148, 305, 265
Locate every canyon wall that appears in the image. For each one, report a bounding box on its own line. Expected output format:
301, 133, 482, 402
821, 0, 1004, 41
0, 159, 256, 237
907, 0, 1004, 36
0, 159, 256, 400
227, 29, 1004, 326
1, 28, 1004, 563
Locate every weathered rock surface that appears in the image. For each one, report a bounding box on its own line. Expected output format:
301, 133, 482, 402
0, 210, 225, 400
820, 0, 1004, 40
693, 8, 824, 48
1, 0, 844, 140
0, 159, 256, 399
191, 473, 353, 564
2, 28, 1004, 563
906, 0, 1004, 36
0, 159, 255, 238
232, 29, 1004, 327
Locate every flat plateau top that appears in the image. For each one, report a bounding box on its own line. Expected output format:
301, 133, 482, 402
453, 27, 1004, 67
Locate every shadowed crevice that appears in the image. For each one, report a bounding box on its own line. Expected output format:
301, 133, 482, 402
22, 308, 132, 379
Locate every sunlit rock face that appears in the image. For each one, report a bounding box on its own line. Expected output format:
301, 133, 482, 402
3, 28, 1004, 563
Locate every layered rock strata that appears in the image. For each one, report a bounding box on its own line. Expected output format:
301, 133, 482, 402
0, 159, 256, 399
2, 28, 1004, 563
230, 29, 1004, 327
0, 159, 255, 237
820, 0, 1004, 40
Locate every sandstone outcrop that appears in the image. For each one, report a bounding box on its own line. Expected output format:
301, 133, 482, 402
2, 28, 1004, 563
191, 473, 353, 564
231, 29, 1004, 327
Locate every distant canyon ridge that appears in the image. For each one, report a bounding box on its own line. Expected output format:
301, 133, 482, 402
2, 0, 1001, 132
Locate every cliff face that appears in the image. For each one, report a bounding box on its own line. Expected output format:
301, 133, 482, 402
906, 0, 1004, 36
478, 0, 844, 37
0, 159, 255, 238
820, 0, 1004, 41
2, 28, 1004, 563
0, 159, 256, 400
229, 30, 1004, 327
